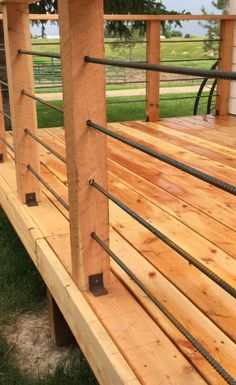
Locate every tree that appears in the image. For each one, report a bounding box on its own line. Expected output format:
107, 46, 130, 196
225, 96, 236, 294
200, 0, 229, 54
29, 1, 189, 39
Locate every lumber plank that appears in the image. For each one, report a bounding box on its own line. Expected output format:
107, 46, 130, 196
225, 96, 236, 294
108, 159, 236, 259
110, 203, 236, 342
108, 144, 236, 226
47, 290, 74, 347
108, 176, 236, 289
84, 278, 207, 385
146, 20, 160, 122
216, 20, 235, 116
0, 162, 141, 385
3, 3, 41, 204
40, 231, 208, 384
59, 0, 110, 290
126, 121, 236, 169
109, 122, 236, 185
162, 118, 236, 147
110, 230, 236, 385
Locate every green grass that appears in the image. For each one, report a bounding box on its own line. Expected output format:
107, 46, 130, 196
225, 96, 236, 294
0, 209, 98, 384
36, 92, 214, 128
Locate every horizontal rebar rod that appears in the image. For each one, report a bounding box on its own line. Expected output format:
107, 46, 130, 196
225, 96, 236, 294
28, 164, 69, 210
0, 80, 8, 88
107, 94, 217, 105
84, 56, 236, 80
25, 129, 66, 164
0, 135, 14, 152
90, 180, 236, 299
18, 49, 61, 59
92, 232, 236, 385
161, 57, 219, 63
0, 110, 11, 120
87, 120, 236, 196
22, 90, 64, 113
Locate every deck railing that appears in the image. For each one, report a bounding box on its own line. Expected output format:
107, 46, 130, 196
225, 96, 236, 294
1, 7, 236, 289
0, 5, 236, 383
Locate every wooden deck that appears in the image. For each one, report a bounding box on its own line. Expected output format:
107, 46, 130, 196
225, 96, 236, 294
0, 115, 236, 385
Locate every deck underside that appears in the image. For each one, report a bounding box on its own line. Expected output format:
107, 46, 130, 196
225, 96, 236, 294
0, 115, 236, 385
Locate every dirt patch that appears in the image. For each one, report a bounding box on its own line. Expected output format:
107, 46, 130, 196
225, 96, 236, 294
2, 308, 74, 376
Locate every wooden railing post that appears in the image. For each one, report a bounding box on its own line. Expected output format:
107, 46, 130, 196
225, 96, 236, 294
0, 84, 6, 163
2, 3, 40, 205
216, 19, 235, 116
146, 20, 161, 122
58, 0, 110, 291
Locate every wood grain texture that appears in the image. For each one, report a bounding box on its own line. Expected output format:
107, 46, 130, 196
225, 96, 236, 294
58, 0, 110, 290
3, 3, 40, 203
146, 20, 160, 122
217, 19, 235, 116
0, 14, 233, 21
1, 113, 236, 384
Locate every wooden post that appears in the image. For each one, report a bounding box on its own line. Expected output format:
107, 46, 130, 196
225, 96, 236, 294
47, 290, 74, 347
216, 19, 235, 116
58, 0, 110, 291
3, 3, 40, 205
0, 84, 6, 163
0, 20, 11, 132
146, 20, 161, 122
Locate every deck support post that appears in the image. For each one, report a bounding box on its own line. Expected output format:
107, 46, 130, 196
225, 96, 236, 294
0, 84, 6, 162
216, 19, 235, 116
2, 3, 40, 205
146, 20, 161, 122
47, 290, 74, 347
58, 0, 110, 291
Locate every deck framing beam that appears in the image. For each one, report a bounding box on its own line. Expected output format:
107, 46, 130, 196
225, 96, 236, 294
58, 0, 110, 290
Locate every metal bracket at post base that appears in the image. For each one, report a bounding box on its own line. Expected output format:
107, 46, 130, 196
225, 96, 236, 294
25, 192, 38, 207
89, 273, 108, 297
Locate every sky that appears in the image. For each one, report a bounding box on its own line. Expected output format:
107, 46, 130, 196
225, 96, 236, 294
162, 0, 221, 35
31, 0, 222, 38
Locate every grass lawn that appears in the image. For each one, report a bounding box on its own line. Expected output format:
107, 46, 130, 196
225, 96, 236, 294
32, 37, 218, 66
37, 92, 213, 128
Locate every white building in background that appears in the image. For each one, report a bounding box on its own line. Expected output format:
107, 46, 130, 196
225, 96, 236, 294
229, 0, 236, 115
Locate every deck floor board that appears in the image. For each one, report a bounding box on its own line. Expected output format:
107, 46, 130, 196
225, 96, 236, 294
1, 115, 236, 385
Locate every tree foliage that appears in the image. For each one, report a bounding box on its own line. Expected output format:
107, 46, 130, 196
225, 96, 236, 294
29, 0, 189, 38
200, 0, 229, 54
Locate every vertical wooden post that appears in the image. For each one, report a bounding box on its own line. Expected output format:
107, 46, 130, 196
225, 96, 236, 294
0, 84, 7, 163
0, 20, 11, 132
146, 20, 161, 122
3, 3, 40, 205
47, 290, 74, 347
216, 19, 235, 116
58, 0, 110, 291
